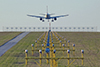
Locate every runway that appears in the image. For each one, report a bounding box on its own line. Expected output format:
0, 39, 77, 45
0, 32, 29, 56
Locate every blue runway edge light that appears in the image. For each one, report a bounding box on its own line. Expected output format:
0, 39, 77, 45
53, 49, 56, 53
67, 50, 70, 53
47, 40, 49, 43
81, 50, 84, 53
47, 43, 50, 46
52, 44, 54, 47
45, 48, 50, 53
49, 30, 51, 32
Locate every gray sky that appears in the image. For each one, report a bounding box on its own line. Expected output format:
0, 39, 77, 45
0, 0, 100, 31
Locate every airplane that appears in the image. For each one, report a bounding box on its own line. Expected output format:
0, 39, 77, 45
27, 6, 69, 22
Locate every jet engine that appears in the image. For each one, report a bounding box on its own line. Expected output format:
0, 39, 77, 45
40, 18, 42, 20
51, 20, 54, 22
54, 18, 57, 20
42, 20, 44, 22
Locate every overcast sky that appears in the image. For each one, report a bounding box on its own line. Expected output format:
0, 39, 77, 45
0, 0, 100, 31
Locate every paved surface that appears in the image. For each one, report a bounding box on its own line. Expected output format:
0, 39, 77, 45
0, 32, 29, 56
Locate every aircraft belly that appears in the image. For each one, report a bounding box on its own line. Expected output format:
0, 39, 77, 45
45, 17, 50, 19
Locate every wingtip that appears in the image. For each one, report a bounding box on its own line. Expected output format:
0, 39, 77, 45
27, 14, 30, 16
67, 14, 69, 16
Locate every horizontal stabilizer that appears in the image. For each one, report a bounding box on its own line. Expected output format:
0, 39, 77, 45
39, 13, 46, 15
50, 13, 55, 15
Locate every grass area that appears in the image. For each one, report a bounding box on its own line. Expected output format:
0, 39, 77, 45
0, 32, 21, 46
58, 32, 100, 67
0, 32, 100, 67
0, 32, 43, 67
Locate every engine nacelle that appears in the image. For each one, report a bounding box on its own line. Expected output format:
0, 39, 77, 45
42, 20, 44, 22
54, 18, 57, 20
52, 20, 54, 22
40, 18, 42, 20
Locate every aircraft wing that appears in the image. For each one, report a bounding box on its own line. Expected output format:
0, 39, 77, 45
27, 14, 45, 18
51, 14, 69, 18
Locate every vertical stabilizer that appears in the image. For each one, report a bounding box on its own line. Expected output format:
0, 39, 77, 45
47, 6, 48, 13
